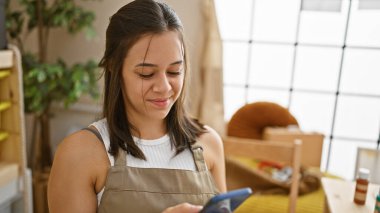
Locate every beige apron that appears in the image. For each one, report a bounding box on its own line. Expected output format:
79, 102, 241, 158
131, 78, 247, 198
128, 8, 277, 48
98, 144, 219, 213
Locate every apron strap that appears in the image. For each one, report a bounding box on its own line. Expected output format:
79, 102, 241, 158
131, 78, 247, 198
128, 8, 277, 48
190, 143, 208, 172
114, 147, 127, 167
82, 127, 104, 144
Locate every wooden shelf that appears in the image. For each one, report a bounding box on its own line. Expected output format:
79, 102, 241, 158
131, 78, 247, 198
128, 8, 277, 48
0, 46, 29, 212
0, 163, 18, 187
0, 101, 11, 112
0, 131, 9, 142
0, 70, 11, 80
0, 163, 19, 206
0, 50, 13, 69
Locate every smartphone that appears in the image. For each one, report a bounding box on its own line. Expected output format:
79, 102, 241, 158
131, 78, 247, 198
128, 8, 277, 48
200, 187, 252, 213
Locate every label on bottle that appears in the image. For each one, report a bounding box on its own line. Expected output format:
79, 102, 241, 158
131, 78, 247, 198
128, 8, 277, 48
356, 183, 368, 191
354, 191, 367, 201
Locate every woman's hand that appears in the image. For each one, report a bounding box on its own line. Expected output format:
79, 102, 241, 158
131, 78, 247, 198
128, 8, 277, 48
162, 203, 203, 213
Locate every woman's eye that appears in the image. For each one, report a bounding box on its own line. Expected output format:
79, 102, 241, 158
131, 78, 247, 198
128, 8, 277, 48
138, 73, 154, 78
167, 71, 182, 76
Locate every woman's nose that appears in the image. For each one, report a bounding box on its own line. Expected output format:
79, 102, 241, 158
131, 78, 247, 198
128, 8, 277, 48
152, 73, 171, 93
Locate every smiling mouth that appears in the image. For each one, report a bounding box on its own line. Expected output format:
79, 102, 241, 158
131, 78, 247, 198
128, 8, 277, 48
148, 98, 171, 108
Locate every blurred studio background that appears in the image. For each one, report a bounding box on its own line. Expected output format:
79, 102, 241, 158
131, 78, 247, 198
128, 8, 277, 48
0, 0, 379, 212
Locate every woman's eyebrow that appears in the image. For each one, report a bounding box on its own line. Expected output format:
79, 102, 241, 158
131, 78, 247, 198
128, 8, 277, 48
135, 60, 183, 68
170, 60, 183, 66
135, 62, 157, 68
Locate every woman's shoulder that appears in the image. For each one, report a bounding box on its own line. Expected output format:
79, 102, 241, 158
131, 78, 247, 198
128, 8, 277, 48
57, 129, 106, 158
197, 126, 223, 154
52, 129, 110, 178
198, 125, 222, 143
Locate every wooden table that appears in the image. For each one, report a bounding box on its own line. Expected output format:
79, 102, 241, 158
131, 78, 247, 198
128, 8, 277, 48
322, 177, 380, 213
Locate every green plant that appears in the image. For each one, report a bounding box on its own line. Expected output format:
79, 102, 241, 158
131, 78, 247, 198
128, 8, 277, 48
6, 0, 100, 170
6, 0, 99, 114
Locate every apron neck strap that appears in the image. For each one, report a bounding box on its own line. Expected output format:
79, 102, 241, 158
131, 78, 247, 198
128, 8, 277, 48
190, 143, 207, 172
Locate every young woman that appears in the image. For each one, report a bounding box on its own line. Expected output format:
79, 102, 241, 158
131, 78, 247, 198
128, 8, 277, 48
47, 0, 226, 212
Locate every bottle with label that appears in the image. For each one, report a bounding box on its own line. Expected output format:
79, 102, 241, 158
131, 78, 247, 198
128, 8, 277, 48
354, 168, 370, 205
375, 189, 380, 213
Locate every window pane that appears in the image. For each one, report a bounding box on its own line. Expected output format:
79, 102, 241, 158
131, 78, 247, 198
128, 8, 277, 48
215, 0, 253, 40
293, 46, 342, 92
247, 88, 289, 107
347, 0, 380, 47
328, 139, 376, 180
302, 0, 343, 12
340, 48, 380, 95
359, 0, 380, 10
289, 92, 335, 136
224, 86, 246, 121
252, 0, 300, 42
320, 138, 331, 171
334, 96, 380, 140
249, 44, 294, 88
223, 42, 250, 85
298, 0, 349, 45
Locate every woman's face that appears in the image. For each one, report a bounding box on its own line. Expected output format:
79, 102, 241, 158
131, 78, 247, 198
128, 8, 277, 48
122, 31, 184, 122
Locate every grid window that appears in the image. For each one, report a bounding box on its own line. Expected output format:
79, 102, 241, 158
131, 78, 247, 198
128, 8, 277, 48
247, 88, 290, 107
252, 0, 300, 42
249, 44, 294, 88
333, 96, 380, 141
290, 92, 335, 136
223, 42, 250, 85
340, 48, 380, 96
224, 86, 246, 121
346, 0, 380, 47
293, 46, 342, 92
216, 0, 380, 179
298, 0, 349, 45
215, 0, 253, 40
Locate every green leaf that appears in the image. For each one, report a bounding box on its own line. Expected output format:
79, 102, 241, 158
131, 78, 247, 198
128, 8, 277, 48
37, 70, 47, 82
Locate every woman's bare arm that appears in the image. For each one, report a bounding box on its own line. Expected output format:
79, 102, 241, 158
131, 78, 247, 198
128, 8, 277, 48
48, 131, 109, 213
199, 126, 227, 193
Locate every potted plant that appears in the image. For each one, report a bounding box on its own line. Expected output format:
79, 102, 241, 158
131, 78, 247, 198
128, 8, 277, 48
6, 0, 100, 211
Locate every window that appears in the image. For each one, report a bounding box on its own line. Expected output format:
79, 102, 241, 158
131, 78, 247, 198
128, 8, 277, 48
216, 0, 380, 180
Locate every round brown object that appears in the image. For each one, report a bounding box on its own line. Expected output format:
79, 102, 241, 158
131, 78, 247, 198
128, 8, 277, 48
227, 102, 298, 139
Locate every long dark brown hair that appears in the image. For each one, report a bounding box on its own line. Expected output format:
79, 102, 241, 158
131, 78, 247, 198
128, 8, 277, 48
99, 0, 206, 160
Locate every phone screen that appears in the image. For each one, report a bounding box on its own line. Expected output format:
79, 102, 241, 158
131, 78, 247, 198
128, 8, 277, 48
200, 188, 252, 213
